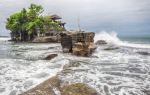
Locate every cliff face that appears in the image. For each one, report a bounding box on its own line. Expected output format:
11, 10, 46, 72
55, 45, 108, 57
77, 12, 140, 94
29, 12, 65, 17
60, 32, 96, 56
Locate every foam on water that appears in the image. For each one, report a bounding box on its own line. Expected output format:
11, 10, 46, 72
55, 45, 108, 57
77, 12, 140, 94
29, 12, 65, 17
0, 42, 69, 95
0, 34, 150, 95
57, 32, 150, 95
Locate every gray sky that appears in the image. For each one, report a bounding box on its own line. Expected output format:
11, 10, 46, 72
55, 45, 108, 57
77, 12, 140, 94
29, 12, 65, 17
0, 0, 150, 36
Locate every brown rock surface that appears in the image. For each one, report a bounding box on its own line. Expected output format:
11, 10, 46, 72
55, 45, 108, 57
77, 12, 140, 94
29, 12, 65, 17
72, 42, 96, 57
61, 83, 98, 95
60, 32, 95, 55
20, 76, 61, 95
20, 77, 99, 95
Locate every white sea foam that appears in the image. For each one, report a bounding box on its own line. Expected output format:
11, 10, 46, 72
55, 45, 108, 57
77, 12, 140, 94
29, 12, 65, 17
0, 37, 10, 41
94, 31, 150, 49
0, 43, 69, 95
1, 33, 150, 95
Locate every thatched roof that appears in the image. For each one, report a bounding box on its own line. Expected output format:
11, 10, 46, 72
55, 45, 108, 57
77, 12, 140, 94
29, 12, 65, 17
51, 14, 62, 19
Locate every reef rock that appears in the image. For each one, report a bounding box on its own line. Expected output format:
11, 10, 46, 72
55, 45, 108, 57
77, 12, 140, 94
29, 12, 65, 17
32, 36, 58, 43
95, 40, 107, 45
61, 83, 98, 95
44, 54, 58, 60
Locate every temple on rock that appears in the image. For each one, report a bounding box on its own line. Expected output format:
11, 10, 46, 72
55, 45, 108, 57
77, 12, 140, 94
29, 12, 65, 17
44, 14, 66, 36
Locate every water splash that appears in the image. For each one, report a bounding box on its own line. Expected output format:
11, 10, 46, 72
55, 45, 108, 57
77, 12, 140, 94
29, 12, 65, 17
94, 31, 150, 49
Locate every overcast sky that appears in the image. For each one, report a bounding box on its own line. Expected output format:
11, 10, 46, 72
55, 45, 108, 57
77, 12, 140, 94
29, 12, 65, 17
0, 0, 150, 36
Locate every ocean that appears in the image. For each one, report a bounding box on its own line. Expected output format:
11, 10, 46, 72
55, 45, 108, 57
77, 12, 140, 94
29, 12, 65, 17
0, 32, 150, 95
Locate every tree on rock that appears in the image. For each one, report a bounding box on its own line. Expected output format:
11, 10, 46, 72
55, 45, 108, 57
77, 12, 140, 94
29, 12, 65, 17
6, 4, 63, 41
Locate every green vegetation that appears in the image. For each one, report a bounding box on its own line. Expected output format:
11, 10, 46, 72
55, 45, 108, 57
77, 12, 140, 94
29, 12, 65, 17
6, 4, 63, 41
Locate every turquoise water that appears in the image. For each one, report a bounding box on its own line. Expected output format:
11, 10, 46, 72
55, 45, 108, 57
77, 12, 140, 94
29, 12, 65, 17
119, 36, 150, 44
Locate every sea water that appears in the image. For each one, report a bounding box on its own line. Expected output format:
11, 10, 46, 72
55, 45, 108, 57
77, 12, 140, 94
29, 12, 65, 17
0, 32, 150, 95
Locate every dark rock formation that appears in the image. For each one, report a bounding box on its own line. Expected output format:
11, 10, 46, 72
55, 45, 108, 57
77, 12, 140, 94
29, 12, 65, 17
44, 54, 58, 60
137, 51, 150, 56
104, 46, 119, 50
60, 33, 72, 53
32, 36, 58, 43
61, 83, 98, 95
95, 40, 107, 45
60, 32, 96, 56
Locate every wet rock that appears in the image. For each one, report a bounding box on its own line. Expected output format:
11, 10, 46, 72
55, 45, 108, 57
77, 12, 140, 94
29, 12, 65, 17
0, 88, 5, 93
137, 51, 150, 56
20, 76, 61, 95
60, 33, 72, 53
60, 32, 95, 56
44, 54, 58, 60
142, 89, 150, 95
9, 90, 17, 95
61, 83, 98, 95
104, 46, 119, 50
72, 42, 96, 57
32, 36, 58, 43
95, 40, 107, 45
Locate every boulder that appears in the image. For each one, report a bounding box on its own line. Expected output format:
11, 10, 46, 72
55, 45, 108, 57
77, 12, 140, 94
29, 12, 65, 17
44, 54, 58, 60
20, 76, 61, 95
104, 45, 119, 50
95, 40, 107, 45
61, 83, 98, 95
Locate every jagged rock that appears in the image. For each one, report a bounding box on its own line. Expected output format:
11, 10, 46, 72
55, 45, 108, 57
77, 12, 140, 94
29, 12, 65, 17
32, 36, 58, 43
44, 54, 58, 60
95, 40, 107, 45
61, 83, 98, 95
60, 32, 95, 55
60, 33, 72, 53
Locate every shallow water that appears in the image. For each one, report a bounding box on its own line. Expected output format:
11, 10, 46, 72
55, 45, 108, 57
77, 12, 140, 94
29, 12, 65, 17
0, 33, 150, 95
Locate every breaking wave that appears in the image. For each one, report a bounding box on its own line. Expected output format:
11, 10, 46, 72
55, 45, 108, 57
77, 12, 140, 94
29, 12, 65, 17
94, 31, 150, 49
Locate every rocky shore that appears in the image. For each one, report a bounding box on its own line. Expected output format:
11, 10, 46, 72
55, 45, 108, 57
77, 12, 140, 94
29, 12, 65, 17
19, 31, 99, 95
21, 60, 99, 95
20, 76, 98, 95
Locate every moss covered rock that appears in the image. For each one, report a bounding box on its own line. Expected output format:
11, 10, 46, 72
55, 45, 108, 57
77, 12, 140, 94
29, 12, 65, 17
61, 83, 98, 95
